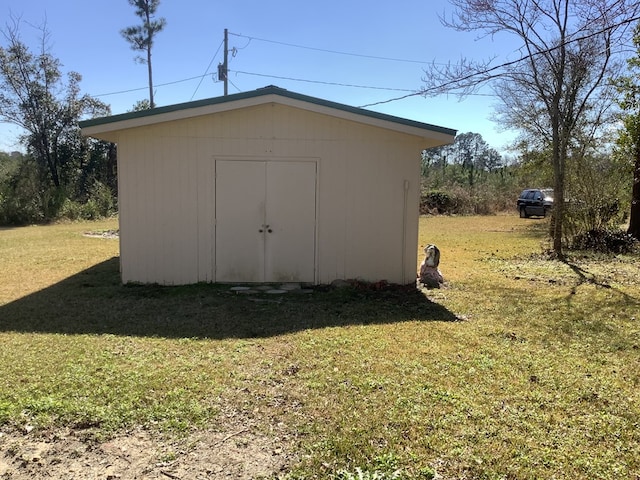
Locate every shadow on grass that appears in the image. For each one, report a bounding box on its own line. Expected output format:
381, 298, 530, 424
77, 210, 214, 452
520, 217, 551, 239
561, 258, 640, 305
0, 258, 461, 339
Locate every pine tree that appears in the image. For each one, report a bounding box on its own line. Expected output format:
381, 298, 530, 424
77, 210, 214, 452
121, 0, 166, 108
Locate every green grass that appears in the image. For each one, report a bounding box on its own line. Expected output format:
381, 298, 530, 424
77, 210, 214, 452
1, 215, 639, 479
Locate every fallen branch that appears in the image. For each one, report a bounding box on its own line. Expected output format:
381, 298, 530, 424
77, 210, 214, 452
212, 428, 250, 446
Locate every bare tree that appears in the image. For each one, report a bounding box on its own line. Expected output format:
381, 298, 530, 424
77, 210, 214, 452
424, 0, 640, 256
121, 0, 166, 109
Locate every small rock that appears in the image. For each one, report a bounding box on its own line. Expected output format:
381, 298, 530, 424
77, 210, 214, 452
230, 286, 252, 291
331, 279, 351, 289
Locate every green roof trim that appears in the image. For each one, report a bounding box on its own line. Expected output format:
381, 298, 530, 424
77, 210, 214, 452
79, 85, 457, 136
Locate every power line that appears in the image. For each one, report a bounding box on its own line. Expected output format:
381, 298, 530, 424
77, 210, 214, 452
228, 77, 242, 93
231, 70, 416, 92
228, 31, 436, 65
190, 38, 225, 101
94, 75, 206, 97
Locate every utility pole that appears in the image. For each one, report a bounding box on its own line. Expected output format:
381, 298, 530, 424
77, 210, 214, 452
219, 28, 228, 96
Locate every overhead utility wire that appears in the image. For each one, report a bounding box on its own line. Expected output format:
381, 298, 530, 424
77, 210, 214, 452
228, 31, 434, 65
231, 70, 416, 92
358, 14, 640, 108
92, 66, 414, 99
94, 75, 206, 97
190, 38, 225, 100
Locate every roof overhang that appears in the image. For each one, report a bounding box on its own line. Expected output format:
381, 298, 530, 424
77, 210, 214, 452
80, 86, 456, 145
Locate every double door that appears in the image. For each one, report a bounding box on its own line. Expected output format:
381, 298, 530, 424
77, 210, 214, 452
215, 160, 317, 283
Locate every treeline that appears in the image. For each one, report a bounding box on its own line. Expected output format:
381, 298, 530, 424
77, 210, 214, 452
420, 132, 523, 216
0, 145, 117, 225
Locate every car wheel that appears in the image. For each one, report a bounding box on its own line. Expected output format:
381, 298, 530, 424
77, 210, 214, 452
519, 207, 528, 218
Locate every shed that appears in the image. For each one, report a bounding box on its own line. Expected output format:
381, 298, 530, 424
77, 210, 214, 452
80, 86, 456, 285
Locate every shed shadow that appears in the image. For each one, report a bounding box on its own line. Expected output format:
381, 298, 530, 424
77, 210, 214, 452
0, 258, 461, 339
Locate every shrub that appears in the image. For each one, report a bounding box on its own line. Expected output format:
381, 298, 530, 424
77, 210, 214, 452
420, 185, 515, 216
420, 191, 453, 215
87, 180, 117, 217
569, 228, 638, 253
58, 181, 117, 221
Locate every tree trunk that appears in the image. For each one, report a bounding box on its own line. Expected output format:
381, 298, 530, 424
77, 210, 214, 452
107, 142, 118, 194
147, 45, 154, 108
629, 150, 640, 239
37, 134, 60, 188
550, 111, 564, 256
145, 6, 154, 108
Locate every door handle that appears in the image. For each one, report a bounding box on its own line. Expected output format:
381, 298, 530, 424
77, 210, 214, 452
259, 225, 272, 233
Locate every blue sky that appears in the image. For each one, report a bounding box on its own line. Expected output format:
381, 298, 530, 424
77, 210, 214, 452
0, 0, 519, 153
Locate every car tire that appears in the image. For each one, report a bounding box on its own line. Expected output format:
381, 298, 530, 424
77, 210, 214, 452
519, 207, 528, 218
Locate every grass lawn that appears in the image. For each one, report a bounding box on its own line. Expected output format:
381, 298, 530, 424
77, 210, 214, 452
0, 215, 639, 479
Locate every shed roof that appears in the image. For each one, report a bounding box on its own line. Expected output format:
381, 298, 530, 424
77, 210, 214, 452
80, 86, 456, 142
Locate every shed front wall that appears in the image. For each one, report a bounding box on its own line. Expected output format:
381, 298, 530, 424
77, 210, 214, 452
116, 103, 425, 285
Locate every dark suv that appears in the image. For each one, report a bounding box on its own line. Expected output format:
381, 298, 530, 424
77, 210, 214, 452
517, 188, 553, 218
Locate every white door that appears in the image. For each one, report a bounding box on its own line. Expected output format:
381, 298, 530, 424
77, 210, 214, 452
215, 160, 266, 282
215, 160, 316, 283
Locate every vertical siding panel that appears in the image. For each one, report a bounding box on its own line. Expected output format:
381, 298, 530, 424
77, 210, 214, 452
317, 143, 347, 284
159, 136, 198, 284
196, 140, 214, 282
147, 136, 162, 283
117, 139, 133, 283
121, 133, 150, 283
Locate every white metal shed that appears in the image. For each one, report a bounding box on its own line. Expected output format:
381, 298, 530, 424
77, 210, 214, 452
80, 86, 455, 285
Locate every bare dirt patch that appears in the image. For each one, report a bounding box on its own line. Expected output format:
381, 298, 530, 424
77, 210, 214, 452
0, 422, 294, 479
